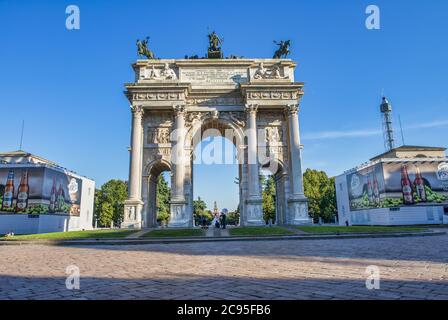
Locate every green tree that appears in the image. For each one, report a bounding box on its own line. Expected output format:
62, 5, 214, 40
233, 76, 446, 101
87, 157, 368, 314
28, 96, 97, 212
265, 175, 276, 197
262, 192, 276, 223
156, 175, 171, 225
98, 202, 114, 227
262, 175, 276, 224
227, 210, 240, 225
193, 197, 207, 215
93, 189, 101, 227
95, 180, 128, 227
303, 169, 337, 222
193, 197, 213, 225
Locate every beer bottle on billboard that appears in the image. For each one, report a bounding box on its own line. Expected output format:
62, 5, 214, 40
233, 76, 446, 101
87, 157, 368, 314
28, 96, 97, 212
367, 175, 374, 204
401, 165, 414, 205
49, 177, 57, 213
57, 184, 65, 212
2, 170, 15, 210
414, 167, 427, 202
16, 170, 29, 212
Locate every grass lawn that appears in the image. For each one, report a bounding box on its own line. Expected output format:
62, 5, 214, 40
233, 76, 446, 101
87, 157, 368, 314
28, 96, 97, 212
297, 226, 426, 234
0, 229, 138, 241
143, 228, 205, 238
229, 226, 295, 236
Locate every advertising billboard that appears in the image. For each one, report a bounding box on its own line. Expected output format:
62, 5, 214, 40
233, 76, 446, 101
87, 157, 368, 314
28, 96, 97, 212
347, 161, 448, 211
0, 167, 83, 216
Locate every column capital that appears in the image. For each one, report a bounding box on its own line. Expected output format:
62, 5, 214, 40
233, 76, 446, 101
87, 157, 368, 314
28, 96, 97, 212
173, 104, 187, 117
285, 104, 300, 117
130, 105, 144, 117
245, 104, 258, 114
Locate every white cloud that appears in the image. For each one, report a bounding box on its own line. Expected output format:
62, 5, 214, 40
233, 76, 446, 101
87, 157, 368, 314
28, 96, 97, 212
302, 129, 381, 140
302, 119, 448, 141
406, 120, 448, 130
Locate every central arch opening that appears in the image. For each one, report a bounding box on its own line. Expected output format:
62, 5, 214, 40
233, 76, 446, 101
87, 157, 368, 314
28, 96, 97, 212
190, 119, 243, 227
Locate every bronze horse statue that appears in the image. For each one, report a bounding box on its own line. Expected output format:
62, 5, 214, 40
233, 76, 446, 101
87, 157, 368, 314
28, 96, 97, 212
137, 37, 155, 59
273, 40, 291, 59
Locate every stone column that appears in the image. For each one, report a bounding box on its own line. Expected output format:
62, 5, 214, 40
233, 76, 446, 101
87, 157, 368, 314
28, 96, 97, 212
244, 104, 263, 226
129, 106, 144, 200
171, 104, 187, 201
285, 104, 311, 225
169, 105, 189, 227
122, 105, 144, 229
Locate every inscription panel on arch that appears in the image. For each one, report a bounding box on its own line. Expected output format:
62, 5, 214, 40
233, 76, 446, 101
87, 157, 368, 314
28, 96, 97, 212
180, 68, 248, 85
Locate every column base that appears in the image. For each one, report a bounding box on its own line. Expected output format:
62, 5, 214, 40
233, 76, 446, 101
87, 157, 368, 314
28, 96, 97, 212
288, 196, 312, 225
121, 199, 144, 229
245, 197, 264, 226
168, 199, 191, 228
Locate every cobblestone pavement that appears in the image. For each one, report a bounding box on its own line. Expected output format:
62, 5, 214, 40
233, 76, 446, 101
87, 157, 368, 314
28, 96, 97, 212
0, 233, 447, 300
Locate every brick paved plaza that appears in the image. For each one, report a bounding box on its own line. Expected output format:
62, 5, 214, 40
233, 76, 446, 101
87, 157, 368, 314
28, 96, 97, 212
0, 233, 447, 300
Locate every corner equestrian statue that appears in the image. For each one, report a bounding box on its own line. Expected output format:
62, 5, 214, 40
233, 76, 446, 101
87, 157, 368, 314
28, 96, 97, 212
137, 36, 156, 59
273, 40, 291, 59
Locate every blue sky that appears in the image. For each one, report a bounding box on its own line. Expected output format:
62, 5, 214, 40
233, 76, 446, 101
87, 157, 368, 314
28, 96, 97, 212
1, 0, 447, 211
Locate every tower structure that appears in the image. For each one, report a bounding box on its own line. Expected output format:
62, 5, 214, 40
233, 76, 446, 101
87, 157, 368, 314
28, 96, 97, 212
213, 201, 219, 215
380, 97, 395, 151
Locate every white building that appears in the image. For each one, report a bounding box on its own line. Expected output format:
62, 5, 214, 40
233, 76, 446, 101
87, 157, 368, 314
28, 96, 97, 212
335, 146, 448, 226
0, 150, 95, 234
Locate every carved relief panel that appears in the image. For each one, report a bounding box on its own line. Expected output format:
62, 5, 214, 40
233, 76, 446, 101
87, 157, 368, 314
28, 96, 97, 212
144, 112, 173, 149
139, 63, 178, 81
147, 128, 171, 145
251, 62, 289, 81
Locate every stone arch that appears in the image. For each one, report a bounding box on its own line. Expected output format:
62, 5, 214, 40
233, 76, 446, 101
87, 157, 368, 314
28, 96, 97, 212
183, 113, 248, 226
143, 159, 172, 228
261, 158, 289, 225
186, 115, 246, 152
145, 158, 172, 176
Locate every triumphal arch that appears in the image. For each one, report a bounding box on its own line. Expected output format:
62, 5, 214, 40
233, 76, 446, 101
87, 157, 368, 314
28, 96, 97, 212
122, 56, 311, 228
